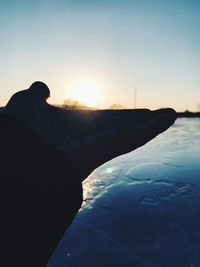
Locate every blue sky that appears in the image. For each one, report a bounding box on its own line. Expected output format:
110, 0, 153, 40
0, 0, 199, 111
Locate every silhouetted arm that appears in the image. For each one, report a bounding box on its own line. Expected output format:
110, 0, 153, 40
0, 114, 83, 267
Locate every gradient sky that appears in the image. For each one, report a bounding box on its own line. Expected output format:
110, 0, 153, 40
1, 0, 199, 111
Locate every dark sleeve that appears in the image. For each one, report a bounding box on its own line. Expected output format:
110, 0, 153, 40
0, 114, 83, 267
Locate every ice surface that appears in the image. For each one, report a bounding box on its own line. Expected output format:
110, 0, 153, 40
48, 118, 200, 266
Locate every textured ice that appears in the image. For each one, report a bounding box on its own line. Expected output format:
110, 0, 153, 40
48, 118, 200, 266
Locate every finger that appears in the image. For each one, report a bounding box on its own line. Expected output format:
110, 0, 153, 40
80, 108, 176, 134
118, 111, 176, 155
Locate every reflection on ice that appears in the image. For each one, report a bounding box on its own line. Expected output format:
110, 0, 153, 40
48, 118, 200, 266
106, 167, 113, 174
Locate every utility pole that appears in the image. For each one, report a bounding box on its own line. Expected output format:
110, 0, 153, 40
134, 87, 137, 109
197, 102, 200, 112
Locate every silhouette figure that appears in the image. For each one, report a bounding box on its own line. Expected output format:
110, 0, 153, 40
0, 82, 177, 266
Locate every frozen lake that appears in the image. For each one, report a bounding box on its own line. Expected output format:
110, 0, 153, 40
48, 118, 200, 266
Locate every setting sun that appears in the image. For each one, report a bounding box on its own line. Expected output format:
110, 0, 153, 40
71, 81, 100, 107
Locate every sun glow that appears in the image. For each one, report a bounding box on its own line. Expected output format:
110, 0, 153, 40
71, 81, 100, 107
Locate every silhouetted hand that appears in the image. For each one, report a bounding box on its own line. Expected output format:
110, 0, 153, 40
0, 81, 177, 266
1, 82, 177, 181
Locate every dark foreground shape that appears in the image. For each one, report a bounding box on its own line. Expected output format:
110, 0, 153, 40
0, 82, 177, 266
0, 114, 82, 266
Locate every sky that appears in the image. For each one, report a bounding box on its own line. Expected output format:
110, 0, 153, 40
0, 0, 200, 111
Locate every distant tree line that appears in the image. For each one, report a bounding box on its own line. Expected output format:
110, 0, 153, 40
59, 100, 200, 116
63, 99, 88, 109
109, 103, 125, 109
